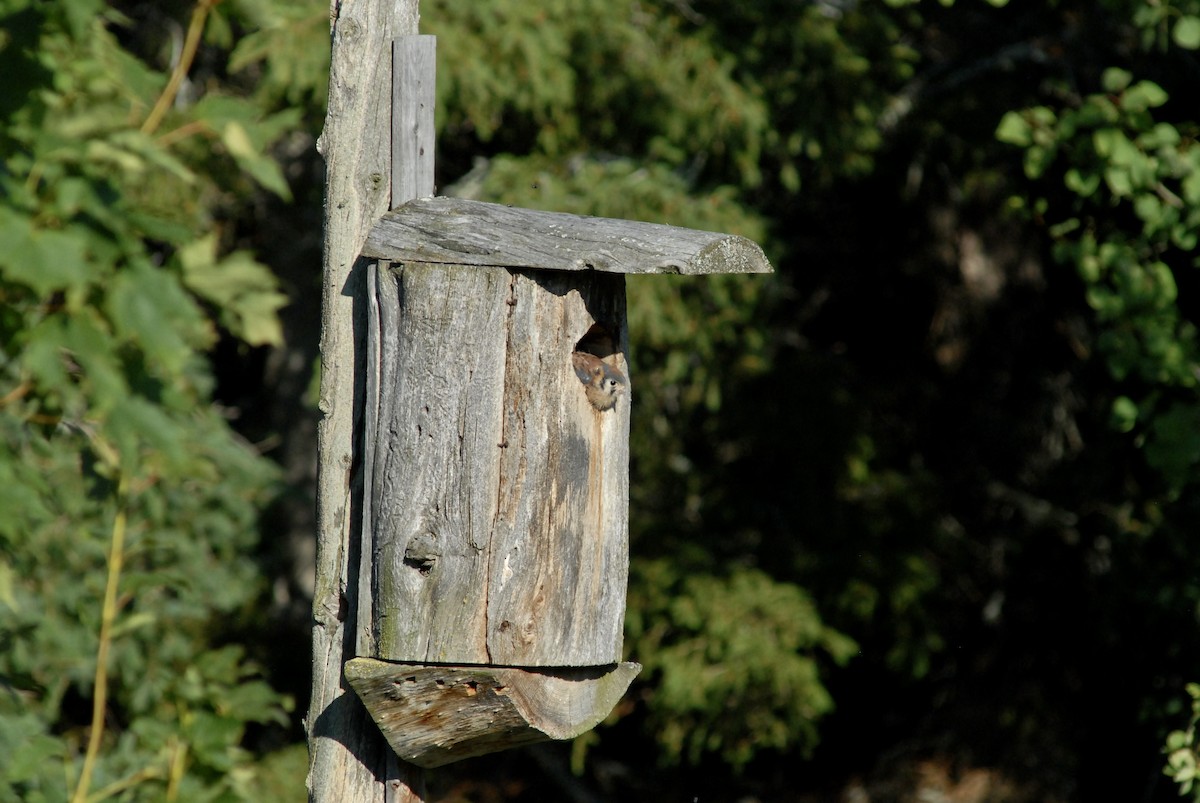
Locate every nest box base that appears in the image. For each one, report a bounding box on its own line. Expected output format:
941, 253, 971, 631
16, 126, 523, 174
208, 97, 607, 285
344, 658, 641, 768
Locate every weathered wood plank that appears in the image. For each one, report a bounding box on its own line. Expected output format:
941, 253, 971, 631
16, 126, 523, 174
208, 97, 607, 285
368, 264, 630, 667
345, 658, 640, 768
363, 196, 773, 275
486, 270, 630, 666
369, 262, 510, 662
355, 261, 389, 660
391, 37, 436, 208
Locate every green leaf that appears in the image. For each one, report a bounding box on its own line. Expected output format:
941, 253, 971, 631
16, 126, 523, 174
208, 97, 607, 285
110, 610, 158, 638
1121, 80, 1169, 112
1102, 67, 1132, 93
107, 261, 212, 376
178, 236, 286, 347
228, 4, 331, 105
0, 211, 93, 296
995, 110, 1033, 146
106, 394, 188, 473
1134, 193, 1162, 228
0, 712, 65, 784
60, 0, 106, 39
1150, 261, 1179, 305
1139, 122, 1180, 149
85, 138, 148, 175
19, 311, 128, 417
63, 313, 128, 414
1023, 145, 1055, 179
1167, 730, 1192, 752
1183, 167, 1200, 205
1172, 224, 1198, 251
108, 130, 197, 184
1064, 168, 1101, 197
220, 121, 292, 200
1174, 15, 1200, 49
1104, 165, 1133, 196
1111, 396, 1138, 433
1093, 127, 1130, 160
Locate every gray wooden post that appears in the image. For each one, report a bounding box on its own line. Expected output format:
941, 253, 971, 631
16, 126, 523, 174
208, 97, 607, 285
308, 4, 423, 801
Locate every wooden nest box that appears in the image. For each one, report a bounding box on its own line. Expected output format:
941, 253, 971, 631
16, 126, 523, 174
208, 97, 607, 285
344, 36, 773, 770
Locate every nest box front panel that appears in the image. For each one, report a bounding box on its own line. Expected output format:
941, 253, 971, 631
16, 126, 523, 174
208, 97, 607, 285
369, 262, 510, 662
486, 270, 629, 667
368, 263, 630, 668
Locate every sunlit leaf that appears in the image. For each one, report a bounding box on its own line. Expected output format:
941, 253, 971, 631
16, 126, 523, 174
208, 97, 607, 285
0, 212, 93, 296
1174, 15, 1200, 49
108, 261, 213, 375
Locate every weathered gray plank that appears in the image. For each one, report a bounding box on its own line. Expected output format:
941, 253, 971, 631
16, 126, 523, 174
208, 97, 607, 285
485, 270, 630, 666
363, 196, 773, 275
345, 658, 641, 768
368, 264, 630, 667
355, 261, 389, 660
391, 37, 436, 207
369, 262, 510, 662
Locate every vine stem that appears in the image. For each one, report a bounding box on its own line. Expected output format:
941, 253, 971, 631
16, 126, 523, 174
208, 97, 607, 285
70, 473, 130, 803
141, 0, 219, 136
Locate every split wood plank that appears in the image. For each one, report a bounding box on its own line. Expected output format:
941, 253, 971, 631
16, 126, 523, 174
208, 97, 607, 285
363, 196, 773, 275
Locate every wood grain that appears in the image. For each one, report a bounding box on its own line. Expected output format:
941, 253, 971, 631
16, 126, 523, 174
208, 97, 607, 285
345, 658, 640, 768
365, 264, 631, 667
363, 196, 774, 275
391, 37, 436, 207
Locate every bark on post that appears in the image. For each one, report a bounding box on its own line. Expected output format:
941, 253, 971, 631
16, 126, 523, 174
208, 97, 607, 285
308, 5, 422, 801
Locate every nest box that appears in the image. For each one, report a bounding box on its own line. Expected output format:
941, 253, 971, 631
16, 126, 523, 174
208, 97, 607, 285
343, 36, 773, 769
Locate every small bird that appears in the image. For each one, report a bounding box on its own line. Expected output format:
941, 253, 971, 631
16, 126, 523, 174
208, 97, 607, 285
571, 352, 627, 411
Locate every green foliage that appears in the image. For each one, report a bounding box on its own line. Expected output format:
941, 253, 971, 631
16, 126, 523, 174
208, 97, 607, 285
226, 0, 331, 110
993, 1, 1200, 789
996, 52, 1200, 497
0, 0, 296, 798
688, 0, 920, 191
426, 0, 769, 186
1166, 683, 1200, 795
626, 560, 857, 768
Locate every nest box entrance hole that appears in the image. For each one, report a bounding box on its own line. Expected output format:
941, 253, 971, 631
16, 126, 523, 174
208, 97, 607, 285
574, 322, 618, 360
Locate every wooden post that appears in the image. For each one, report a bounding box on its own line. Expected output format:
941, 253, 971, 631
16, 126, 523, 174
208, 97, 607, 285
308, 2, 422, 800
